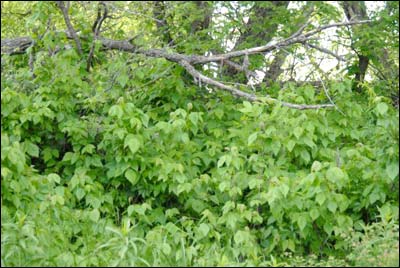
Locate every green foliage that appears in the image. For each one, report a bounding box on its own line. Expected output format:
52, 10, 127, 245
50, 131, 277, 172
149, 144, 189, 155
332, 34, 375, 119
2, 62, 398, 265
1, 1, 399, 267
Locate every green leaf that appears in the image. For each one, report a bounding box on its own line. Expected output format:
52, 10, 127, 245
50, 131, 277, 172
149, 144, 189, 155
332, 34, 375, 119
249, 178, 263, 189
25, 142, 39, 157
293, 127, 303, 139
248, 132, 258, 146
327, 200, 337, 213
198, 223, 210, 237
280, 184, 289, 197
109, 105, 123, 119
310, 208, 320, 220
239, 101, 253, 114
300, 149, 310, 163
136, 69, 145, 80
324, 222, 333, 235
316, 192, 326, 205
124, 134, 140, 154
326, 167, 345, 184
180, 132, 190, 144
386, 162, 399, 181
82, 144, 95, 154
287, 239, 295, 252
125, 169, 138, 186
75, 188, 85, 201
234, 230, 247, 244
162, 243, 171, 255
311, 161, 322, 172
304, 86, 314, 100
369, 191, 380, 205
89, 209, 100, 222
117, 73, 129, 87
376, 102, 388, 115
48, 173, 61, 184
286, 140, 296, 152
127, 205, 134, 216
297, 214, 307, 231
217, 157, 224, 168
271, 141, 281, 156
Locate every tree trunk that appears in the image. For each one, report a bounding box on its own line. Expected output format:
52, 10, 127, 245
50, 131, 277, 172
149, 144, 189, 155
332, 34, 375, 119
152, 1, 174, 45
341, 1, 369, 92
224, 1, 289, 82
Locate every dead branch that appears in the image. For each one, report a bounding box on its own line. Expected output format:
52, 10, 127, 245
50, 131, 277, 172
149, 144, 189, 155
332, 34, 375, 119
1, 19, 371, 110
305, 43, 345, 61
179, 60, 334, 110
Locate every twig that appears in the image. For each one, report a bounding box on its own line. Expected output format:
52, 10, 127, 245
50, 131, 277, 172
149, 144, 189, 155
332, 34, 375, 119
179, 60, 334, 110
87, 1, 108, 71
274, 45, 345, 114
305, 43, 345, 61
222, 59, 258, 78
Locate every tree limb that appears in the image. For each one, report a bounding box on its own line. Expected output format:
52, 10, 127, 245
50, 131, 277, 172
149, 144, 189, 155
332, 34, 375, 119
305, 43, 346, 61
179, 60, 334, 110
1, 19, 370, 110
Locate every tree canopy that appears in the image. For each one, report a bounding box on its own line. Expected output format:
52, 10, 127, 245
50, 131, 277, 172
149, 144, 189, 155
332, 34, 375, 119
1, 1, 399, 266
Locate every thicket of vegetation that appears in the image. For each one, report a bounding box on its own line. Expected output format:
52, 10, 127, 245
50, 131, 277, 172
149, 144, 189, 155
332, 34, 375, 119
1, 1, 399, 266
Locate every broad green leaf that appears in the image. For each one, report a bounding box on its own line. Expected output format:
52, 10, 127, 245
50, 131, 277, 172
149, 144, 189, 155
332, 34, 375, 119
369, 191, 380, 205
316, 192, 326, 205
124, 134, 140, 154
125, 169, 138, 186
280, 184, 289, 197
248, 132, 258, 146
75, 188, 85, 201
162, 243, 171, 255
386, 162, 399, 181
128, 205, 134, 216
310, 208, 320, 220
89, 209, 100, 222
326, 167, 345, 184
109, 105, 123, 119
376, 102, 388, 115
300, 149, 310, 163
25, 142, 39, 157
293, 127, 303, 139
287, 239, 295, 252
117, 73, 129, 87
311, 161, 322, 172
324, 222, 333, 235
304, 86, 314, 100
198, 223, 210, 237
297, 214, 307, 231
249, 178, 263, 189
234, 230, 247, 244
48, 173, 61, 184
327, 200, 337, 213
180, 132, 189, 144
286, 140, 295, 152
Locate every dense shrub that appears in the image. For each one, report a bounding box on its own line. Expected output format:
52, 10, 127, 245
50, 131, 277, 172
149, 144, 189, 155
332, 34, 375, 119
1, 57, 398, 265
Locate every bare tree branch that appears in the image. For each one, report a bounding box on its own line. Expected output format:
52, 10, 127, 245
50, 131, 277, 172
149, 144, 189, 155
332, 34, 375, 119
305, 43, 346, 61
1, 19, 370, 110
222, 59, 258, 78
190, 20, 371, 64
179, 60, 334, 110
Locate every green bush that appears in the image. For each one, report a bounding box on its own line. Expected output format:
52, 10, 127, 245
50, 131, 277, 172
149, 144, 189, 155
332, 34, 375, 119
1, 65, 399, 265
